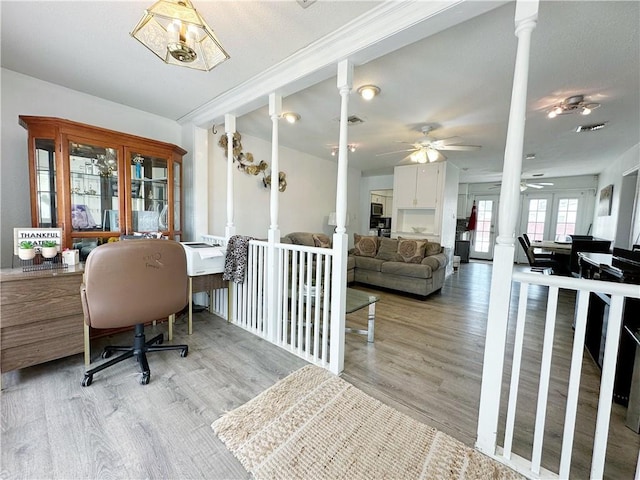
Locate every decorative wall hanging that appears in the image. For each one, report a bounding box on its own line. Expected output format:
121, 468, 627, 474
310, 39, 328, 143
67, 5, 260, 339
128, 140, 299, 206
598, 184, 613, 216
262, 171, 287, 192
218, 132, 268, 176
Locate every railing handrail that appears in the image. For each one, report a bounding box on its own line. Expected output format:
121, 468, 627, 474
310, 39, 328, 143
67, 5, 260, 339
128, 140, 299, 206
513, 271, 640, 298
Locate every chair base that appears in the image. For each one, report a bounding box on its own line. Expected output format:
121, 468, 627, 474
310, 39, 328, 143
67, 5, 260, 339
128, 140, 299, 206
82, 323, 188, 386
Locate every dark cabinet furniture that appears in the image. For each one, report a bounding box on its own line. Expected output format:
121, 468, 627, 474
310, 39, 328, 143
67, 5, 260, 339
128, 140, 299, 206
454, 240, 470, 263
579, 249, 640, 406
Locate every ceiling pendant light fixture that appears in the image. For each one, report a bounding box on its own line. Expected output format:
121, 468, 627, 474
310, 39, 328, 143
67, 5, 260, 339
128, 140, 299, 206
282, 112, 301, 124
546, 94, 600, 119
131, 0, 230, 72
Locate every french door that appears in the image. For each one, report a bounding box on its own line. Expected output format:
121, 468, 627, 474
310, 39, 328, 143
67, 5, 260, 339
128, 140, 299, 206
470, 195, 499, 260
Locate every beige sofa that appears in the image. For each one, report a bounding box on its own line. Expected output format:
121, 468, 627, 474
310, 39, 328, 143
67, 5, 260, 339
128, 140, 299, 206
280, 232, 446, 297
349, 235, 447, 298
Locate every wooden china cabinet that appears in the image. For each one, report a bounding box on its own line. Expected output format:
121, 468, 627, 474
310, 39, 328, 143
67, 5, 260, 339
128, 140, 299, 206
20, 116, 186, 256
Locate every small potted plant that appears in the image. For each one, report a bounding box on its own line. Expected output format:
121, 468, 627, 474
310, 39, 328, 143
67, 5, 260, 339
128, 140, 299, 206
18, 240, 36, 260
41, 240, 59, 259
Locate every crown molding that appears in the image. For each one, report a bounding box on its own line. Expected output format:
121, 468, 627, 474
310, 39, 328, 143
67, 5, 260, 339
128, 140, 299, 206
179, 0, 507, 127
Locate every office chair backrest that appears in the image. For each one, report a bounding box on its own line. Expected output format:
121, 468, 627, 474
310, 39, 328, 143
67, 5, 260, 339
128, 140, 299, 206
522, 233, 531, 247
81, 240, 188, 329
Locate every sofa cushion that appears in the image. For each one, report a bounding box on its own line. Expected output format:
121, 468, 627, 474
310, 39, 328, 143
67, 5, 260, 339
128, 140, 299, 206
375, 238, 403, 262
397, 239, 427, 263
381, 261, 433, 279
424, 241, 442, 256
347, 255, 355, 271
312, 233, 331, 248
354, 256, 384, 272
287, 232, 316, 246
352, 234, 379, 257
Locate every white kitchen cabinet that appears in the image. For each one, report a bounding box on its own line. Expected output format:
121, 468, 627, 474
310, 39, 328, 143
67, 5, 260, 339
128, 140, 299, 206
394, 164, 440, 208
391, 162, 459, 275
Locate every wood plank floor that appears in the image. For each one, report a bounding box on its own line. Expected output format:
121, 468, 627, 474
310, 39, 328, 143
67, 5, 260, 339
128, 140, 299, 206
2, 261, 638, 479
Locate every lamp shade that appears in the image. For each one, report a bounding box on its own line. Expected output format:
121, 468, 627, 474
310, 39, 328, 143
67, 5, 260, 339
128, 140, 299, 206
131, 0, 229, 72
328, 212, 349, 227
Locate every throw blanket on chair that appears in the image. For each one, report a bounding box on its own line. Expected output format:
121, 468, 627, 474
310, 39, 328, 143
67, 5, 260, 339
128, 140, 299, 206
223, 235, 254, 283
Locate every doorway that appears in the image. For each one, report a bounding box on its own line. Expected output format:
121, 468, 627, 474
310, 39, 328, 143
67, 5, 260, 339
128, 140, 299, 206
470, 195, 499, 260
615, 169, 638, 249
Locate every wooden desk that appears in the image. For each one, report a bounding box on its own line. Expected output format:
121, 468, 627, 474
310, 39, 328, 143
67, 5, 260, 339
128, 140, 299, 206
1, 265, 85, 373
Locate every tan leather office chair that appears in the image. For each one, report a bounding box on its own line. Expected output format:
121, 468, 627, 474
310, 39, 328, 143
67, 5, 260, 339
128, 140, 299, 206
81, 240, 188, 386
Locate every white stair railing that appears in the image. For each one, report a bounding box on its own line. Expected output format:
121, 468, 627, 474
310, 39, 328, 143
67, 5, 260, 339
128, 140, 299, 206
481, 271, 640, 478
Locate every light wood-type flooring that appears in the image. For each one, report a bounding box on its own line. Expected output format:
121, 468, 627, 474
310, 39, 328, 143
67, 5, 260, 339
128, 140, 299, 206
2, 261, 638, 479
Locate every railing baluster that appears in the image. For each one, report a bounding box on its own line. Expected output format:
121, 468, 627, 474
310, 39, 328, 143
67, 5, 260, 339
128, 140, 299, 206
503, 282, 530, 458
531, 286, 559, 474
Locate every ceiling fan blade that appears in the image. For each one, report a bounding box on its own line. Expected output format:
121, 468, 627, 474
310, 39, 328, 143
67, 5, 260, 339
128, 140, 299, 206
439, 144, 481, 151
526, 183, 544, 189
376, 148, 416, 157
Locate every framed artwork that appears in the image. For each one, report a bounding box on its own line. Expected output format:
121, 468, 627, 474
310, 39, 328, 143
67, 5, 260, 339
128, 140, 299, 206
598, 184, 613, 216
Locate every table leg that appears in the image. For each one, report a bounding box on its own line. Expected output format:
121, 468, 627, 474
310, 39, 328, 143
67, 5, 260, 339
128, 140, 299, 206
188, 276, 193, 335
367, 301, 375, 343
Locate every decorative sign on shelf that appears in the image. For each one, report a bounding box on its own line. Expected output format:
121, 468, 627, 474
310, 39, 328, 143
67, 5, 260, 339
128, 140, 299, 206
13, 227, 62, 254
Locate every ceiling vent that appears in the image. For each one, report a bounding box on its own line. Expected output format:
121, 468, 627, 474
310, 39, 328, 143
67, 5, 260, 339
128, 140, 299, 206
576, 122, 607, 132
347, 115, 364, 125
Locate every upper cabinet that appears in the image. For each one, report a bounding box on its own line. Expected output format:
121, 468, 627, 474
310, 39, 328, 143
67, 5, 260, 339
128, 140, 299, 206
20, 116, 186, 251
393, 164, 440, 209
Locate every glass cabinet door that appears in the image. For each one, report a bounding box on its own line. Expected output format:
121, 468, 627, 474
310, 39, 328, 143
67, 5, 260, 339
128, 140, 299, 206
129, 151, 168, 233
33, 138, 57, 227
173, 160, 181, 240
67, 141, 119, 234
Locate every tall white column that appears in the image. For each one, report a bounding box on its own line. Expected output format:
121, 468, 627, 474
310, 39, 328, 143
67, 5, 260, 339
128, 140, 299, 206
329, 60, 353, 375
267, 93, 282, 342
476, 0, 539, 455
224, 114, 236, 239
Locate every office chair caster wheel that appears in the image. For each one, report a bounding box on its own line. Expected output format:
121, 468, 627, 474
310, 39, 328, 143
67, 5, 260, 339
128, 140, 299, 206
82, 374, 93, 387
102, 349, 113, 359
140, 373, 150, 385
180, 347, 188, 358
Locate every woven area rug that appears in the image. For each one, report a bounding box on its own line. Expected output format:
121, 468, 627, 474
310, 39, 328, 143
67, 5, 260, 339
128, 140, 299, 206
212, 365, 522, 479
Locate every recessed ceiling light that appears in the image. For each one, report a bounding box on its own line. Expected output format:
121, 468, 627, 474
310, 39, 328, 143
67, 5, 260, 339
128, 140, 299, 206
525, 153, 536, 160
282, 112, 300, 124
357, 85, 380, 101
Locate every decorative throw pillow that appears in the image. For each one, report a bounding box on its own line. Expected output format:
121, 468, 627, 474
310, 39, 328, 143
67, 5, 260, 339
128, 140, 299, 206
397, 239, 427, 263
352, 234, 379, 257
375, 238, 403, 262
312, 234, 331, 248
424, 242, 442, 256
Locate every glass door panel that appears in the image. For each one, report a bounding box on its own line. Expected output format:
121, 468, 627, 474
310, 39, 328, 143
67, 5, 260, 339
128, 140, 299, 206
130, 152, 168, 233
173, 160, 181, 235
68, 141, 119, 234
34, 138, 57, 227
471, 195, 499, 260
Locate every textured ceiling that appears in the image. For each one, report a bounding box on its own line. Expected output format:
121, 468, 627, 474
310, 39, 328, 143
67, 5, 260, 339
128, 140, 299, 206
2, 1, 639, 183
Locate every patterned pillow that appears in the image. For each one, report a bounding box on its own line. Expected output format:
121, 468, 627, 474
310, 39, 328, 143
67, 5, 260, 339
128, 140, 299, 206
312, 234, 331, 248
375, 238, 403, 261
352, 234, 379, 257
424, 242, 442, 256
397, 239, 427, 263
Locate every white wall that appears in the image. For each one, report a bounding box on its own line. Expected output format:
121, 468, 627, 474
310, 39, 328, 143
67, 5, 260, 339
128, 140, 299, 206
592, 143, 640, 246
208, 128, 361, 243
441, 163, 460, 274
0, 69, 183, 267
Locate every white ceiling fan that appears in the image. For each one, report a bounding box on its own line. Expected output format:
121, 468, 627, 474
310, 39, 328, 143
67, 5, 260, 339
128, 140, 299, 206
376, 126, 481, 163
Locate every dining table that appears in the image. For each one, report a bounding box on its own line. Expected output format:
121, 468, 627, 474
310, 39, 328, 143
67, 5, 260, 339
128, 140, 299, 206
531, 240, 572, 255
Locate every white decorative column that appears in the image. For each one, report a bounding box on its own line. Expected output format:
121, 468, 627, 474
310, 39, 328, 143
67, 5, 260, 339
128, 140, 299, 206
267, 93, 282, 343
329, 60, 353, 375
224, 114, 236, 239
476, 0, 539, 455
